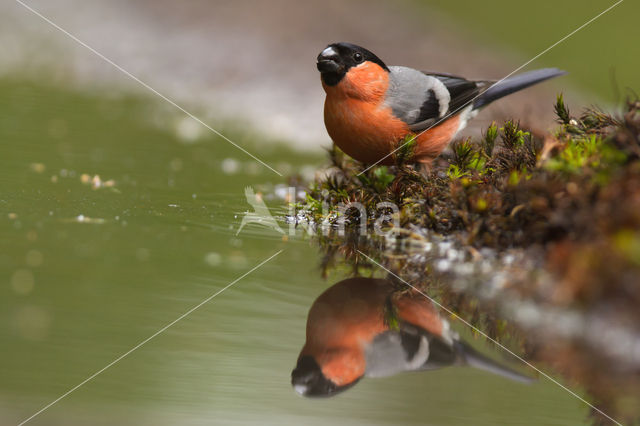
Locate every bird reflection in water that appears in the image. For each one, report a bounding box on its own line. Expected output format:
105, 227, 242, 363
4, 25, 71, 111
292, 277, 533, 397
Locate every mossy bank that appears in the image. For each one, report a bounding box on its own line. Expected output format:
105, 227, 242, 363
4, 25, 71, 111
291, 97, 640, 425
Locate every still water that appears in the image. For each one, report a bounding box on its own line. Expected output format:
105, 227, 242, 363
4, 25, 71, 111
1, 78, 589, 425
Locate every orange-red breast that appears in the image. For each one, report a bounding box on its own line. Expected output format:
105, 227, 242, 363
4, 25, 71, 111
317, 42, 566, 165
292, 277, 533, 397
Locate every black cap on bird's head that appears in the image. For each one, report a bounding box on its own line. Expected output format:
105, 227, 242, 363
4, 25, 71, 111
316, 42, 389, 86
291, 355, 359, 397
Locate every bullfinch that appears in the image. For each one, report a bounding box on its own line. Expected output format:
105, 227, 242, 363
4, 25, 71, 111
292, 277, 533, 397
317, 42, 566, 165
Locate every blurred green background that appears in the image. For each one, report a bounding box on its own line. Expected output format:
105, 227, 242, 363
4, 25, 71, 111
424, 0, 638, 103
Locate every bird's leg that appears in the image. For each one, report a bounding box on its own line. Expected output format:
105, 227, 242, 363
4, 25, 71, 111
416, 160, 433, 177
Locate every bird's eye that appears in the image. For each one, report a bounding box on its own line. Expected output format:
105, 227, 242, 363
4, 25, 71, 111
353, 52, 363, 63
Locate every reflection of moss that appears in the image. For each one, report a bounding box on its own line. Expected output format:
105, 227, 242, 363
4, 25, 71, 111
614, 229, 640, 266
383, 297, 400, 331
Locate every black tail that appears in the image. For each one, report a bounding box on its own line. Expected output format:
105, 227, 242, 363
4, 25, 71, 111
473, 68, 567, 109
454, 341, 535, 384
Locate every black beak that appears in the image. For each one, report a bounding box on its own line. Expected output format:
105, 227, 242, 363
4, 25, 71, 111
291, 355, 359, 397
317, 47, 342, 73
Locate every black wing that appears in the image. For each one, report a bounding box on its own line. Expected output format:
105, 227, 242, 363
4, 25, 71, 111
428, 72, 487, 112
407, 72, 490, 132
399, 323, 458, 370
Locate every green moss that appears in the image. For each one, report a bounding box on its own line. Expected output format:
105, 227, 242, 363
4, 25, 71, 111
545, 134, 627, 175
482, 122, 499, 157
295, 97, 640, 250
394, 133, 418, 164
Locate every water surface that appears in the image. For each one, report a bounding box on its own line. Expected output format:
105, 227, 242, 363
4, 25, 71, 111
1, 78, 590, 425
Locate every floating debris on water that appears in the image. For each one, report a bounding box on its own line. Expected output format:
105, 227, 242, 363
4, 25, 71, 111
79, 173, 116, 190
175, 116, 203, 143
63, 214, 107, 224
227, 251, 248, 269
204, 252, 222, 267
221, 158, 240, 175
29, 163, 46, 173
